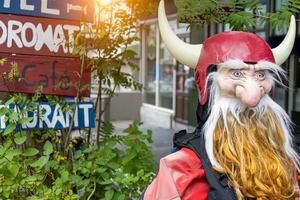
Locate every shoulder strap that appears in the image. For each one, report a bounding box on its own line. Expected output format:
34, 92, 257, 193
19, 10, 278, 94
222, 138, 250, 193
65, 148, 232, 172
173, 128, 237, 200
188, 130, 233, 187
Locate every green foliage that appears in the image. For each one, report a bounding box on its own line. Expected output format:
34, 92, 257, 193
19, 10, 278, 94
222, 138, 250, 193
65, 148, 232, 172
73, 121, 154, 199
74, 1, 144, 99
0, 0, 157, 198
175, 0, 300, 31
0, 93, 154, 199
72, 0, 154, 143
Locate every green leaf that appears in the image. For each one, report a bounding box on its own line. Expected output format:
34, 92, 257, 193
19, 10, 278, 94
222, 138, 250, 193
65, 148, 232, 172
23, 147, 39, 157
3, 123, 16, 135
74, 150, 83, 159
22, 174, 44, 183
14, 132, 26, 144
0, 106, 8, 116
105, 190, 114, 200
61, 170, 69, 182
43, 141, 53, 155
0, 147, 5, 156
9, 112, 18, 122
3, 139, 12, 149
122, 151, 137, 164
5, 97, 15, 106
118, 194, 126, 200
5, 149, 22, 161
8, 163, 19, 177
19, 117, 33, 124
123, 49, 136, 58
30, 156, 49, 168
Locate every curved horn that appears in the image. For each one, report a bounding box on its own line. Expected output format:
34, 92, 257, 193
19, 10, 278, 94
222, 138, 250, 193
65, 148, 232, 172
272, 15, 296, 65
158, 0, 202, 68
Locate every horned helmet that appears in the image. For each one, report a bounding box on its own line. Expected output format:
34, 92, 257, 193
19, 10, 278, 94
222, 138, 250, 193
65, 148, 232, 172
158, 0, 296, 105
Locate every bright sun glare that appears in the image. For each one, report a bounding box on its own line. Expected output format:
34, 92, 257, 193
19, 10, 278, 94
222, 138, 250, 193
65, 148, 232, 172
99, 0, 111, 6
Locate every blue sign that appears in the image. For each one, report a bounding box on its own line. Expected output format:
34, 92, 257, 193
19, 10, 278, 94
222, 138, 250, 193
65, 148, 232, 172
0, 102, 95, 130
0, 0, 94, 22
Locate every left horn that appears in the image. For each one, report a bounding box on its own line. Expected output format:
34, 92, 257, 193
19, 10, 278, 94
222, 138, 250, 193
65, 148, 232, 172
272, 15, 296, 65
158, 0, 202, 68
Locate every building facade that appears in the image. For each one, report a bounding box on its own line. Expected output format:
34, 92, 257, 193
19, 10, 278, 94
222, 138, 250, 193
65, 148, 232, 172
138, 0, 300, 135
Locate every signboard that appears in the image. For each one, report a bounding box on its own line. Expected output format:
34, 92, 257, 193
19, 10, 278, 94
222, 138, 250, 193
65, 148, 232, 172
0, 102, 95, 130
0, 14, 81, 57
0, 0, 94, 22
0, 53, 90, 96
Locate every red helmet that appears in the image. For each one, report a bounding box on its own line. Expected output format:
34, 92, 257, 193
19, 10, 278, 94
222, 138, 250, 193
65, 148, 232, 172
195, 32, 275, 105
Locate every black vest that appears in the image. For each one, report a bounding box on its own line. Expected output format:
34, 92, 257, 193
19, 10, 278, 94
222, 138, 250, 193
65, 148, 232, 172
173, 128, 237, 200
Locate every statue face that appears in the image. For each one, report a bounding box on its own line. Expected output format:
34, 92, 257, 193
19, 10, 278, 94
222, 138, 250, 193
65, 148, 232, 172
216, 61, 274, 108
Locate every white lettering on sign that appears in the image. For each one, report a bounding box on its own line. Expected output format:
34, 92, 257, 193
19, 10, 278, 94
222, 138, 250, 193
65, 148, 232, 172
0, 21, 7, 45
24, 111, 38, 129
22, 22, 37, 47
0, 19, 80, 54
0, 103, 94, 130
3, 0, 10, 8
0, 105, 7, 129
7, 20, 23, 48
67, 4, 87, 15
79, 104, 93, 127
20, 0, 34, 11
74, 107, 79, 127
39, 104, 52, 128
51, 104, 66, 127
35, 24, 55, 52
41, 0, 60, 15
53, 25, 67, 53
0, 1, 93, 22
65, 107, 79, 127
63, 25, 80, 53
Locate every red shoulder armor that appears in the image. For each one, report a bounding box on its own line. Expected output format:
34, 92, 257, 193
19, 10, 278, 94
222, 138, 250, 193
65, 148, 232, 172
144, 148, 209, 200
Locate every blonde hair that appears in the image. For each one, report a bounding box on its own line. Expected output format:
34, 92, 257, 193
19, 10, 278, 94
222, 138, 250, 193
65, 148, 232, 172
213, 110, 296, 199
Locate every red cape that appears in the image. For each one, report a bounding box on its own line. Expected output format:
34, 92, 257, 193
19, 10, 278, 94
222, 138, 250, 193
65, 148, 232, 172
144, 148, 210, 200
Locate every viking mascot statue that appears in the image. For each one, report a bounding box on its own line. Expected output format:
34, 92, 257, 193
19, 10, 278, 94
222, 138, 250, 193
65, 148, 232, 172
142, 1, 300, 200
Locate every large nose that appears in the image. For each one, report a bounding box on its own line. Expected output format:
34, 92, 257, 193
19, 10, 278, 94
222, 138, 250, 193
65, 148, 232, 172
235, 79, 265, 108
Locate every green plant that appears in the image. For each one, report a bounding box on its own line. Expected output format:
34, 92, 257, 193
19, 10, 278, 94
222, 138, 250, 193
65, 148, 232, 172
175, 0, 300, 31
73, 121, 154, 199
71, 0, 158, 145
0, 89, 154, 199
0, 0, 158, 198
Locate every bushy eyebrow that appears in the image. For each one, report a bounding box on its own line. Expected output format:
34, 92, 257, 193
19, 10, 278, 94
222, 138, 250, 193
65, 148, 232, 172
218, 59, 284, 71
217, 59, 247, 69
256, 60, 287, 84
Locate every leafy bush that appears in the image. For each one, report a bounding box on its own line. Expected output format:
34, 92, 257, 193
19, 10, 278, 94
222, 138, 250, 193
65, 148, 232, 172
175, 0, 300, 31
0, 1, 159, 199
0, 93, 154, 199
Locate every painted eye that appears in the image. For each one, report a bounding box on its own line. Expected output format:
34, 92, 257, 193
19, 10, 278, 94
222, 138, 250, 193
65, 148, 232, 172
256, 71, 265, 80
232, 70, 243, 78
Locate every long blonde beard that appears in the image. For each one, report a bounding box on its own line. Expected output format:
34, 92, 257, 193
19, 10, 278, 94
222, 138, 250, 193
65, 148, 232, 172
213, 109, 296, 200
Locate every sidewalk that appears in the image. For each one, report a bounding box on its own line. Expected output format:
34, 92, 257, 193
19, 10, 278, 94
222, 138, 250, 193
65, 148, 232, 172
112, 121, 195, 164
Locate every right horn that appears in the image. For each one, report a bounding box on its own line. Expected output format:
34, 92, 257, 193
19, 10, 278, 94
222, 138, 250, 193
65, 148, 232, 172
158, 0, 202, 68
272, 15, 296, 65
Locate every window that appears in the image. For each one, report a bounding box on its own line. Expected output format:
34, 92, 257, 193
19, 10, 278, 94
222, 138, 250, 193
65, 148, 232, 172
143, 20, 190, 110
158, 37, 174, 109
144, 24, 157, 105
